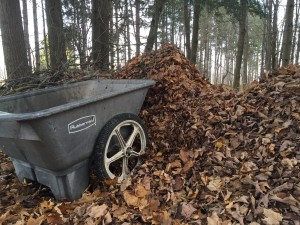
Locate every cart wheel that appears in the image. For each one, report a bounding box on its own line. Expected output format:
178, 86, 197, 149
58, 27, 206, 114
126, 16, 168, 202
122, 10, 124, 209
93, 113, 148, 183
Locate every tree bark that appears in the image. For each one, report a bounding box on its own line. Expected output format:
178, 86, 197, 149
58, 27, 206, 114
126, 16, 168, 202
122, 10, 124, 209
45, 0, 67, 70
41, 0, 49, 68
183, 0, 191, 59
135, 0, 141, 55
281, 0, 294, 66
92, 0, 111, 71
79, 0, 87, 69
144, 0, 167, 53
114, 1, 120, 69
190, 0, 201, 64
125, 0, 131, 60
271, 0, 279, 69
0, 0, 30, 79
296, 18, 300, 63
291, 1, 299, 63
265, 0, 272, 71
33, 0, 40, 72
22, 0, 32, 70
233, 0, 247, 90
242, 7, 249, 89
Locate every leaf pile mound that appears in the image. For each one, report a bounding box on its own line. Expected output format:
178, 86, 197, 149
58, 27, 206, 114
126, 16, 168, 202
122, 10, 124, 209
0, 44, 299, 224
117, 45, 300, 224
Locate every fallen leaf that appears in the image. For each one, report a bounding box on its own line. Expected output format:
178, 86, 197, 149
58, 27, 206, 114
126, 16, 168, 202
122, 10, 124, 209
207, 211, 221, 225
262, 208, 283, 225
123, 191, 139, 208
87, 204, 108, 219
135, 183, 149, 197
207, 177, 222, 192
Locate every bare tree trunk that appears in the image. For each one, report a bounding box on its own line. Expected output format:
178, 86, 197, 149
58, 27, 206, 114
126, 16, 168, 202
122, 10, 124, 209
135, 0, 141, 55
33, 0, 40, 72
265, 0, 272, 71
92, 0, 111, 71
115, 1, 120, 69
0, 0, 30, 79
79, 0, 87, 69
183, 0, 191, 59
41, 0, 49, 68
170, 2, 175, 44
260, 5, 267, 77
296, 17, 300, 63
282, 0, 294, 66
190, 0, 201, 64
271, 0, 279, 69
124, 0, 131, 60
110, 2, 114, 69
45, 0, 67, 70
242, 6, 249, 89
144, 0, 167, 53
160, 6, 168, 44
233, 0, 247, 90
22, 0, 32, 71
291, 1, 299, 63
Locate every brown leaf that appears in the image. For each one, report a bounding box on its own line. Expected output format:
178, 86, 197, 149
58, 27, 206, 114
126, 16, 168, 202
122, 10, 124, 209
262, 208, 283, 225
179, 202, 197, 219
173, 175, 184, 191
207, 177, 222, 192
26, 216, 45, 225
135, 183, 149, 198
87, 204, 108, 219
182, 160, 194, 173
207, 211, 221, 225
45, 213, 65, 225
120, 178, 132, 192
179, 149, 189, 163
123, 190, 139, 208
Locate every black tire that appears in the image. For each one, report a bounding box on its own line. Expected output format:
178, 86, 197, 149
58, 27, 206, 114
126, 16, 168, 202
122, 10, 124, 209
92, 113, 148, 182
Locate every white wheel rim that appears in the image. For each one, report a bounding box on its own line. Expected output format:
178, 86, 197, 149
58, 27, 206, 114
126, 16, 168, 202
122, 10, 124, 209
103, 120, 147, 182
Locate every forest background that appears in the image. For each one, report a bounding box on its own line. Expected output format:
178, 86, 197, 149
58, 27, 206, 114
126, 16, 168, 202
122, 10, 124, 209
0, 0, 298, 90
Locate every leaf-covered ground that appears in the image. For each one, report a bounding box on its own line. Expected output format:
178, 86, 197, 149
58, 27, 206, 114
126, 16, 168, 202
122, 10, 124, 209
1, 44, 300, 224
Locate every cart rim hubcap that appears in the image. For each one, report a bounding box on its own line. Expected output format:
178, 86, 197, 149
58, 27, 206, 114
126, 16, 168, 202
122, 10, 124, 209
125, 147, 133, 157
104, 119, 146, 182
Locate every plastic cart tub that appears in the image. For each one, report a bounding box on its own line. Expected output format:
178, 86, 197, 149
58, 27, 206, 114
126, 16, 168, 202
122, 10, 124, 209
0, 79, 155, 200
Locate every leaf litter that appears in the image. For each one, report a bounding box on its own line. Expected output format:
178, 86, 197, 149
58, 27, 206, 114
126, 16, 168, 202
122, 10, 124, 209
0, 44, 299, 224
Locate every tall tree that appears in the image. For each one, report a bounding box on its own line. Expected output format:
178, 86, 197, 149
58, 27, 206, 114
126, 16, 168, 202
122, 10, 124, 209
296, 17, 300, 63
242, 4, 249, 88
291, 0, 299, 63
183, 0, 191, 59
233, 0, 248, 90
124, 0, 131, 60
271, 0, 279, 69
41, 0, 49, 68
33, 0, 40, 72
281, 0, 294, 66
92, 0, 111, 70
0, 0, 30, 79
264, 0, 272, 71
190, 0, 201, 64
45, 0, 67, 70
135, 0, 141, 55
22, 0, 32, 70
62, 0, 89, 69
144, 0, 167, 52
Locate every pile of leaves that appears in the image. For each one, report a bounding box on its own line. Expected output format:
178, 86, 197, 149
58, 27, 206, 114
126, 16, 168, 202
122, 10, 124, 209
0, 44, 299, 224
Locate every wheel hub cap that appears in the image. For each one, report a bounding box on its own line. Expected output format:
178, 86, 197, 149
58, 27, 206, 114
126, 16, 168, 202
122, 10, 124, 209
125, 147, 133, 157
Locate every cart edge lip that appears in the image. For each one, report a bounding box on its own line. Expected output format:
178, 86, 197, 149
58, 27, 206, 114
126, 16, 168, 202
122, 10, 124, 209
0, 79, 155, 121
